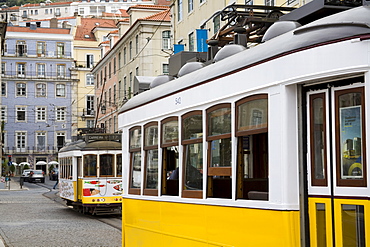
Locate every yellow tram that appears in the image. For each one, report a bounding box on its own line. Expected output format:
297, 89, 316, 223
118, 3, 370, 247
58, 134, 122, 215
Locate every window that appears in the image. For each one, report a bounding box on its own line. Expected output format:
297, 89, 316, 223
57, 132, 65, 151
16, 83, 26, 96
116, 154, 122, 177
37, 64, 46, 78
56, 107, 66, 121
177, 0, 183, 21
188, 0, 193, 12
84, 154, 97, 176
100, 154, 114, 176
17, 63, 26, 77
86, 73, 94, 85
135, 35, 139, 54
79, 8, 84, 15
109, 62, 111, 79
37, 42, 46, 57
57, 42, 65, 58
1, 105, 7, 122
129, 41, 132, 60
86, 54, 94, 68
87, 120, 94, 128
136, 67, 139, 76
1, 82, 6, 97
162, 31, 171, 50
189, 32, 194, 51
16, 132, 27, 152
214, 16, 220, 33
163, 64, 169, 75
16, 41, 27, 56
113, 85, 116, 105
206, 104, 232, 199
1, 62, 5, 75
45, 9, 48, 14
108, 88, 112, 106
310, 93, 327, 186
36, 132, 46, 151
36, 107, 46, 121
86, 95, 94, 115
161, 117, 179, 196
114, 57, 116, 74
16, 107, 26, 121
129, 127, 142, 194
335, 87, 366, 187
144, 122, 159, 195
236, 94, 269, 201
341, 204, 365, 246
124, 47, 127, 64
57, 64, 66, 78
118, 52, 121, 68
55, 8, 60, 16
36, 83, 46, 97
56, 84, 65, 97
182, 111, 203, 198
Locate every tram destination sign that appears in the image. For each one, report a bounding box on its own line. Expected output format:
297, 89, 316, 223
85, 134, 121, 142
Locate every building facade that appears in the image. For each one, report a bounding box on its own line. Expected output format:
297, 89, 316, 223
1, 25, 75, 171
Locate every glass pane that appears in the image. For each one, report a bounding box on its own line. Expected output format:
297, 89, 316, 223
84, 154, 97, 176
116, 154, 122, 176
312, 97, 326, 180
100, 154, 113, 176
162, 120, 178, 144
339, 93, 363, 179
342, 204, 365, 247
184, 143, 203, 190
183, 114, 202, 140
145, 125, 158, 146
145, 149, 158, 189
238, 98, 268, 131
210, 138, 231, 167
208, 107, 231, 136
131, 152, 141, 189
316, 203, 327, 247
129, 128, 141, 149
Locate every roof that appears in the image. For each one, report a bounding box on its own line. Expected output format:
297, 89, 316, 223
22, 1, 72, 7
142, 9, 170, 21
22, 16, 75, 23
75, 18, 116, 41
6, 26, 71, 34
127, 4, 170, 12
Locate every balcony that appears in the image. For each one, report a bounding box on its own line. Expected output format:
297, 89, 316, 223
5, 146, 59, 155
4, 48, 72, 59
81, 108, 95, 120
1, 70, 72, 80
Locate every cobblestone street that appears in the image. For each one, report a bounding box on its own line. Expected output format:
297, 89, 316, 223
0, 178, 121, 247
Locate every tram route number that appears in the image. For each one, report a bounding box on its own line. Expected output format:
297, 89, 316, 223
175, 97, 181, 105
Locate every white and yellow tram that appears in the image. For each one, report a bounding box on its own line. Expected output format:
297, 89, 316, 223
58, 134, 122, 215
118, 4, 370, 247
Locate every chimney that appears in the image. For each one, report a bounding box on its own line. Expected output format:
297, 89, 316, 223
50, 18, 58, 28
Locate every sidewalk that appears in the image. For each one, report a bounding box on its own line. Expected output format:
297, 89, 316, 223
0, 176, 28, 191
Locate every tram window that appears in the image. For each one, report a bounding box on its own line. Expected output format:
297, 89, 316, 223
206, 104, 232, 199
143, 122, 159, 196
129, 126, 141, 195
182, 111, 203, 199
341, 204, 365, 246
116, 154, 122, 177
84, 154, 97, 177
161, 117, 179, 196
315, 203, 327, 247
335, 87, 366, 187
100, 154, 113, 177
236, 95, 268, 201
309, 93, 328, 186
77, 157, 82, 177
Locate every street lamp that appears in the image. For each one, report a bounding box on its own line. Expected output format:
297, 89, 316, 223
101, 104, 106, 114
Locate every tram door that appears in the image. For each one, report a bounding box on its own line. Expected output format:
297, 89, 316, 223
306, 79, 368, 247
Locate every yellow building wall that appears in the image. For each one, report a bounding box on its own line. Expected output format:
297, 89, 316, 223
122, 199, 300, 247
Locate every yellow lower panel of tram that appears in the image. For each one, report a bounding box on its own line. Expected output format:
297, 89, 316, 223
308, 197, 370, 247
122, 198, 300, 247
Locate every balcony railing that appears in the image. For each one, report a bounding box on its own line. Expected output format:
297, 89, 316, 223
4, 49, 73, 59
1, 71, 73, 80
5, 146, 60, 154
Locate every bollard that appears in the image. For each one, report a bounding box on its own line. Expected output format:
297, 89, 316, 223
20, 177, 24, 189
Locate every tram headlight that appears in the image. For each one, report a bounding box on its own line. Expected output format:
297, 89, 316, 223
101, 198, 105, 202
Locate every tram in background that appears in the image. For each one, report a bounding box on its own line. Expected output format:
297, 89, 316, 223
118, 2, 370, 247
58, 133, 122, 215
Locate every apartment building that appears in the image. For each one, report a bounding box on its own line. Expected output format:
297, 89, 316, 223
1, 25, 75, 171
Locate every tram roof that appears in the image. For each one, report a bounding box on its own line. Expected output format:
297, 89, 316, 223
118, 6, 370, 114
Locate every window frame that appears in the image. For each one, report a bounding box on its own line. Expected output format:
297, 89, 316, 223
206, 103, 232, 177
181, 110, 203, 199
128, 126, 142, 195
143, 122, 159, 196
335, 87, 367, 187
37, 63, 46, 78
36, 83, 46, 97
36, 106, 47, 122
16, 106, 26, 122
56, 106, 66, 121
56, 83, 66, 97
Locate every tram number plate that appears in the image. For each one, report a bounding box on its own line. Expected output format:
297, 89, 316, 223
175, 97, 181, 105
